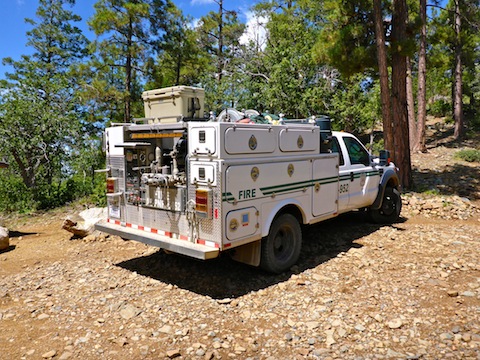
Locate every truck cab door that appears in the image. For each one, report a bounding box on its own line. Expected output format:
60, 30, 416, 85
330, 137, 349, 213
339, 135, 378, 210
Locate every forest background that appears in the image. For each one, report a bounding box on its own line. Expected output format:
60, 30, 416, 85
0, 0, 479, 212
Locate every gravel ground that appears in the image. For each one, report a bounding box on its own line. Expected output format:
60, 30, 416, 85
1, 212, 479, 360
1, 122, 479, 360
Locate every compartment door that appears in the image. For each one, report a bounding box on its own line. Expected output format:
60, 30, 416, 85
312, 156, 339, 217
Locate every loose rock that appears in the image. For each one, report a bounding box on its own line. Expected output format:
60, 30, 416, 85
0, 226, 9, 250
42, 350, 57, 358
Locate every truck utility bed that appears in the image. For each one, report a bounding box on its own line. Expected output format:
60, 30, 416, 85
96, 86, 401, 273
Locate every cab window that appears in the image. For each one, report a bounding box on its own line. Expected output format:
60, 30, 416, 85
343, 137, 370, 166
330, 137, 345, 166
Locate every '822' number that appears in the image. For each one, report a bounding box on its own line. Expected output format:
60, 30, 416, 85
339, 183, 349, 194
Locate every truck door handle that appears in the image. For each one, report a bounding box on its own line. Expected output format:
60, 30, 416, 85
350, 172, 354, 182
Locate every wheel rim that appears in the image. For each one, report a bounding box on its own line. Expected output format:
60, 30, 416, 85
381, 193, 397, 216
273, 226, 294, 261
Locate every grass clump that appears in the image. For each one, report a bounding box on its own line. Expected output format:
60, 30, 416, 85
455, 149, 480, 163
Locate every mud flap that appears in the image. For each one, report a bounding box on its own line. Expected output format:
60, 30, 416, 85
230, 240, 261, 267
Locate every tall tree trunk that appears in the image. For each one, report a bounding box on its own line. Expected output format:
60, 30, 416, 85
175, 53, 182, 85
406, 57, 417, 152
453, 0, 464, 139
217, 0, 224, 82
416, 0, 427, 152
391, 0, 412, 189
11, 148, 35, 189
373, 0, 394, 157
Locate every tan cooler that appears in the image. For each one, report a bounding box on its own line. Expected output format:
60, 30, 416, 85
142, 86, 205, 123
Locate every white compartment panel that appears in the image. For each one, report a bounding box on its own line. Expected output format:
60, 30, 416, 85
279, 128, 319, 152
190, 163, 217, 186
226, 207, 258, 240
189, 126, 217, 155
224, 127, 276, 154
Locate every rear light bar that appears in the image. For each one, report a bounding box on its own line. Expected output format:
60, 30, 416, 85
195, 188, 212, 218
107, 178, 118, 193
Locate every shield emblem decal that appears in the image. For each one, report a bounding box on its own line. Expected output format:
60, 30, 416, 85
249, 135, 257, 150
297, 135, 304, 149
287, 163, 294, 177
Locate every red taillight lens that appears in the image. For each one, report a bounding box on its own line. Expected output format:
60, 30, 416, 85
196, 196, 208, 205
107, 178, 116, 193
195, 189, 212, 218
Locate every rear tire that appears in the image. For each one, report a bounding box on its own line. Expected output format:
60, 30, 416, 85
369, 187, 402, 224
260, 213, 302, 274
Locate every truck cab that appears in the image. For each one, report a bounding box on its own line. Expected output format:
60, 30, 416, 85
332, 132, 380, 212
331, 131, 401, 221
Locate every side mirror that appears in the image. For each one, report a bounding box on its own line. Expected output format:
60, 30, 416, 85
379, 150, 391, 166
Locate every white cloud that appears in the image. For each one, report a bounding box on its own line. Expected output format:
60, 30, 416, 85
190, 0, 215, 5
239, 12, 268, 50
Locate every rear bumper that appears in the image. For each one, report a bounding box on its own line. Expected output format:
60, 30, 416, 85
95, 220, 219, 260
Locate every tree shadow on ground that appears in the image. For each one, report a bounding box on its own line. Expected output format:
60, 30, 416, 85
116, 212, 393, 299
424, 122, 480, 149
425, 123, 456, 148
412, 163, 480, 200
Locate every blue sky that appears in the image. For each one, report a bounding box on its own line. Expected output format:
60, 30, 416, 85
0, 0, 256, 79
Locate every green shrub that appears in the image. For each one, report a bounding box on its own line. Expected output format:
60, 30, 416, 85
0, 170, 107, 213
82, 175, 107, 207
427, 99, 450, 117
414, 184, 441, 195
468, 114, 480, 132
0, 173, 37, 213
455, 149, 480, 163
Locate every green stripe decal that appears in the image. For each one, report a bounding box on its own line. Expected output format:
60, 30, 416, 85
260, 176, 339, 195
339, 170, 380, 181
223, 170, 380, 202
222, 192, 235, 202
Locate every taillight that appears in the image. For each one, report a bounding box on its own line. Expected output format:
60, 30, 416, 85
195, 189, 212, 218
107, 178, 118, 193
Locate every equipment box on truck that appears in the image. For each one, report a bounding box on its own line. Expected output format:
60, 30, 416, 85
96, 87, 401, 273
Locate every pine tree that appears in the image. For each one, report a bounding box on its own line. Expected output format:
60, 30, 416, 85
88, 0, 169, 122
0, 0, 89, 207
196, 0, 245, 111
146, 5, 209, 88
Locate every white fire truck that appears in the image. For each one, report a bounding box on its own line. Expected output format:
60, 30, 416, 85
95, 86, 401, 273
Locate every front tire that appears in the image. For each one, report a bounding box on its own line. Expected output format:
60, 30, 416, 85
260, 213, 302, 274
369, 187, 402, 224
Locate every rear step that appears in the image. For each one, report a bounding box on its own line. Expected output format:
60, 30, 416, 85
95, 220, 219, 260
